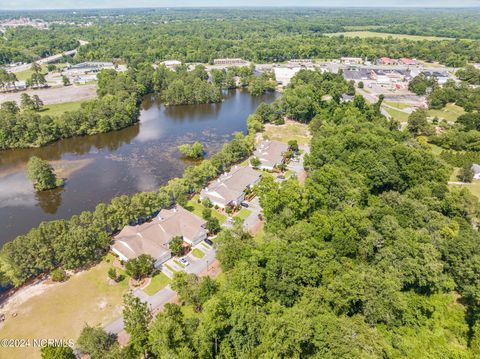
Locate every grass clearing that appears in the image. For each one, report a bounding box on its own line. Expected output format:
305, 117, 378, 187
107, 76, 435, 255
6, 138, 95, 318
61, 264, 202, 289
235, 208, 252, 221
263, 121, 311, 145
186, 195, 227, 224
384, 106, 410, 123
144, 272, 170, 296
450, 180, 480, 200
326, 31, 455, 41
0, 259, 128, 359
40, 99, 88, 117
384, 101, 413, 110
192, 248, 206, 259
14, 65, 48, 81
428, 103, 465, 122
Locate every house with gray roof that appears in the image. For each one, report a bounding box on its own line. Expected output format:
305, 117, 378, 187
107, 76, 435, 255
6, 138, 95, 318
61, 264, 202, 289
111, 205, 207, 266
200, 165, 261, 208
253, 139, 288, 170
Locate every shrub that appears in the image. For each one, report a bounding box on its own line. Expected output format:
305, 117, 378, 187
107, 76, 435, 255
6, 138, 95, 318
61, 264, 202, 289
51, 268, 67, 282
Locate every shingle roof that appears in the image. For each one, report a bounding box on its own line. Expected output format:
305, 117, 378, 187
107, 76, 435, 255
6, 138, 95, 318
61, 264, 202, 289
254, 140, 288, 168
201, 166, 261, 205
111, 205, 206, 260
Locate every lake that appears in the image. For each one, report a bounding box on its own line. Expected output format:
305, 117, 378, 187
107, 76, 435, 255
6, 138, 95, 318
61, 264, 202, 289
0, 90, 278, 245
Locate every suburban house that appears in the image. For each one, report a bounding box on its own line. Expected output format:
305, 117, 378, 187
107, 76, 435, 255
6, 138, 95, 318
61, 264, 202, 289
111, 205, 207, 267
472, 164, 480, 180
399, 58, 417, 66
200, 166, 261, 208
378, 57, 396, 65
253, 139, 289, 170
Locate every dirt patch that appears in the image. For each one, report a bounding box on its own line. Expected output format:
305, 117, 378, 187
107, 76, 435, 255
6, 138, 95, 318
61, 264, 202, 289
0, 279, 60, 316
0, 84, 97, 105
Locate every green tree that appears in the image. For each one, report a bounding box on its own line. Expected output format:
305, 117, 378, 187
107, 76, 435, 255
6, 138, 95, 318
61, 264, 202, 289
123, 292, 152, 355
125, 254, 155, 280
169, 236, 184, 257
26, 156, 62, 191
179, 142, 205, 159
407, 108, 431, 136
62, 75, 71, 86
41, 345, 75, 359
458, 163, 474, 183
77, 325, 116, 359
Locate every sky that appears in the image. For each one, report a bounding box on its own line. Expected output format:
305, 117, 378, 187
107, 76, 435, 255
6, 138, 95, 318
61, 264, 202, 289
1, 0, 480, 10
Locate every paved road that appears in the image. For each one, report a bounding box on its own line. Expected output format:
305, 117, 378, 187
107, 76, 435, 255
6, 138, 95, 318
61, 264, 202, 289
105, 246, 216, 335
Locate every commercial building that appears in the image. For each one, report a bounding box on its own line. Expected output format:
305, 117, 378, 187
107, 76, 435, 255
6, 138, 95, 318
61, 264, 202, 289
213, 58, 248, 66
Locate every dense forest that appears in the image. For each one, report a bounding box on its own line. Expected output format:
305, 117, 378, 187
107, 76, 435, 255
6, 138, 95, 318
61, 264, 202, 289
47, 70, 480, 358
1, 8, 480, 66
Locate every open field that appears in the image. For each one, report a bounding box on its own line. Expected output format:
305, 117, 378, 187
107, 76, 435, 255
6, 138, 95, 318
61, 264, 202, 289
428, 103, 465, 122
326, 31, 455, 41
384, 101, 413, 110
40, 99, 88, 116
384, 106, 410, 123
0, 258, 128, 359
144, 272, 170, 296
186, 195, 227, 224
14, 65, 48, 81
263, 120, 311, 145
0, 84, 97, 105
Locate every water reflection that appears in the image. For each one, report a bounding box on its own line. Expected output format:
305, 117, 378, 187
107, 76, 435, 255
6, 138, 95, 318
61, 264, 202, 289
0, 90, 278, 244
36, 186, 64, 214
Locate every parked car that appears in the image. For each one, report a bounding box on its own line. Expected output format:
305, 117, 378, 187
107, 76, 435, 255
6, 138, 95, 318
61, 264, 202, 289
204, 238, 214, 246
180, 258, 190, 266
240, 202, 249, 208
277, 175, 286, 180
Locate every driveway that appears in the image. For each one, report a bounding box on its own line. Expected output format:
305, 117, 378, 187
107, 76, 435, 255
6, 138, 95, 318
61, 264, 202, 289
243, 197, 262, 233
105, 245, 216, 335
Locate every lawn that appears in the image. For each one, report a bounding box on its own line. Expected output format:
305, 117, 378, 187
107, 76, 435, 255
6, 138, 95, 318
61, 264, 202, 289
14, 65, 48, 81
40, 99, 88, 117
144, 272, 170, 296
174, 260, 186, 269
263, 121, 311, 145
0, 258, 128, 359
235, 208, 252, 221
164, 263, 177, 273
191, 248, 206, 259
186, 195, 227, 224
450, 181, 480, 200
384, 101, 413, 110
428, 103, 465, 122
384, 106, 410, 123
326, 31, 455, 41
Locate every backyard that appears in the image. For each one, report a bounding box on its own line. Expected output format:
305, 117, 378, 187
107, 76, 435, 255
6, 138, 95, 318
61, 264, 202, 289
186, 195, 227, 224
0, 257, 128, 359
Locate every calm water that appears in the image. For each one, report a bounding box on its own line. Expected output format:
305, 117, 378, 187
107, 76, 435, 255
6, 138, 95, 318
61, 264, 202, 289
0, 90, 278, 245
